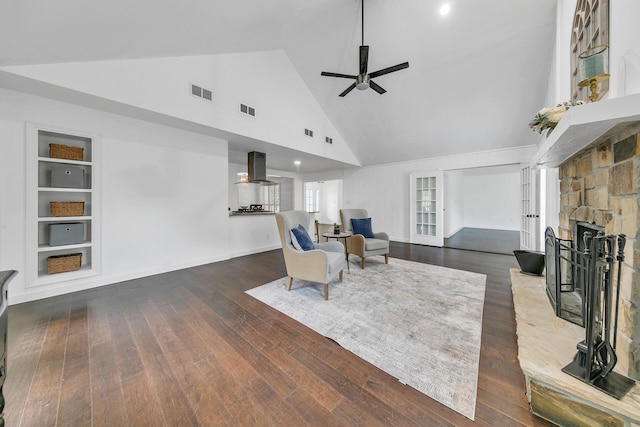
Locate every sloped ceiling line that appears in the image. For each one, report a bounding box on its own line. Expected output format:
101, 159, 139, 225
0, 0, 558, 169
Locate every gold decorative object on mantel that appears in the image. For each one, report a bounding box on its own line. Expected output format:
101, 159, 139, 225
578, 45, 610, 102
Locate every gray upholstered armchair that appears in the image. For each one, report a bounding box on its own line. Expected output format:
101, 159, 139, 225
340, 208, 390, 269
275, 211, 345, 300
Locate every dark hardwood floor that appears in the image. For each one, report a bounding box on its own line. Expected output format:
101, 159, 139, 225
6, 242, 553, 426
444, 228, 520, 255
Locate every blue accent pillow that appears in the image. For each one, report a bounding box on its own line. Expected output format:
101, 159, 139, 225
290, 224, 315, 251
351, 218, 375, 238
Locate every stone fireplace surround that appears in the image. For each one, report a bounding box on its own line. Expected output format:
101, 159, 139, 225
557, 125, 640, 380
534, 93, 640, 380
514, 94, 640, 424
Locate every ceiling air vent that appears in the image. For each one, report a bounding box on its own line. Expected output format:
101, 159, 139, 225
240, 103, 256, 117
190, 83, 213, 102
305, 128, 314, 138
325, 136, 333, 144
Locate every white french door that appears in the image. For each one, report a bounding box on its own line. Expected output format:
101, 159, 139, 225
520, 165, 539, 251
410, 171, 444, 246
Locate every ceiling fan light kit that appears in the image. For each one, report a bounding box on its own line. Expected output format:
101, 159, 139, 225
321, 0, 409, 97
356, 74, 370, 90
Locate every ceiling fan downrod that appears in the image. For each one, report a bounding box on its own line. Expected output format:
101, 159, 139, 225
361, 0, 365, 47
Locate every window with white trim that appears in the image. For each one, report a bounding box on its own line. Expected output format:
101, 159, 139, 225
306, 188, 319, 213
261, 184, 280, 212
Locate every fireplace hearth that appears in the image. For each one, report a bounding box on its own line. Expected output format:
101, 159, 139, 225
511, 270, 640, 425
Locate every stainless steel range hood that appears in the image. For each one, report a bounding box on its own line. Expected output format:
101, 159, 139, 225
245, 151, 277, 185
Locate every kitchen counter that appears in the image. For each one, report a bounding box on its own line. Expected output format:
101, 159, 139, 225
229, 211, 275, 216
228, 213, 280, 257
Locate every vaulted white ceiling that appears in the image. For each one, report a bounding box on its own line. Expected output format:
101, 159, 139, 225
0, 0, 557, 172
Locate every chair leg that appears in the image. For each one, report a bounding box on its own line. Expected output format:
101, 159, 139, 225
339, 270, 343, 282
323, 283, 328, 300
385, 254, 389, 264
361, 258, 365, 269
286, 276, 293, 291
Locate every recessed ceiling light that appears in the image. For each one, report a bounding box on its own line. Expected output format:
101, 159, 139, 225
294, 160, 301, 166
439, 3, 451, 16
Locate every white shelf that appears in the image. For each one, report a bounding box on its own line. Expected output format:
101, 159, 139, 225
38, 242, 92, 252
533, 93, 640, 168
26, 122, 101, 289
38, 187, 92, 193
38, 216, 92, 222
38, 156, 92, 166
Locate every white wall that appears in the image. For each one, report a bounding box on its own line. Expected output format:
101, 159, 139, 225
545, 0, 640, 103
0, 50, 360, 168
535, 0, 577, 239
340, 146, 536, 242
229, 215, 280, 258
539, 0, 640, 237
443, 170, 464, 237
275, 177, 294, 211
609, 0, 640, 98
460, 165, 521, 231
0, 88, 230, 304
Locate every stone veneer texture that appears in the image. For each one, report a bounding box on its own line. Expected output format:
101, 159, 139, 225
558, 125, 640, 380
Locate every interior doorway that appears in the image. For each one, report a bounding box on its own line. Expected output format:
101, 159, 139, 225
442, 164, 521, 255
304, 179, 343, 241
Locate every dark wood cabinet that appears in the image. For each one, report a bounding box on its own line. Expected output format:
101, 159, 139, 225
0, 270, 17, 427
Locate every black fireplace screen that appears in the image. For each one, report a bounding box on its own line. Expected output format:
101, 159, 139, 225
545, 227, 587, 326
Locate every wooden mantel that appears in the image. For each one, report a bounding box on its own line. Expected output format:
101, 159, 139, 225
532, 93, 640, 168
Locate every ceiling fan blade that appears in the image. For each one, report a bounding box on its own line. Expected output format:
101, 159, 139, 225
369, 62, 409, 79
360, 45, 369, 75
369, 80, 386, 95
321, 71, 357, 79
339, 82, 357, 97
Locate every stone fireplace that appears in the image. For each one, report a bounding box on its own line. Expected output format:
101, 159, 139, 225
510, 96, 640, 425
557, 124, 640, 381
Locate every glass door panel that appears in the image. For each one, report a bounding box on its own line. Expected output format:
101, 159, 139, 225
410, 171, 443, 246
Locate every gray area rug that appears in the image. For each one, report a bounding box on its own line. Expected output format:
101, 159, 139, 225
246, 257, 487, 420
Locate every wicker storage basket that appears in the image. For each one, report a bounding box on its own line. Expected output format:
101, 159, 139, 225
50, 201, 85, 217
49, 143, 84, 161
47, 253, 82, 274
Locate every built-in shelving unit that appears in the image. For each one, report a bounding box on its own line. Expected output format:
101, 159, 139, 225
26, 123, 101, 288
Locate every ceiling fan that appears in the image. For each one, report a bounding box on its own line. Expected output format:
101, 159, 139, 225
321, 0, 409, 97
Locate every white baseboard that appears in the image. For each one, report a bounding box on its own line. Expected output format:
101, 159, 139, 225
445, 226, 464, 238
10, 255, 229, 305
230, 244, 281, 259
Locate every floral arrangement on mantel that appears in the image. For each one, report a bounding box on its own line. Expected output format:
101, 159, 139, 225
528, 100, 585, 136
